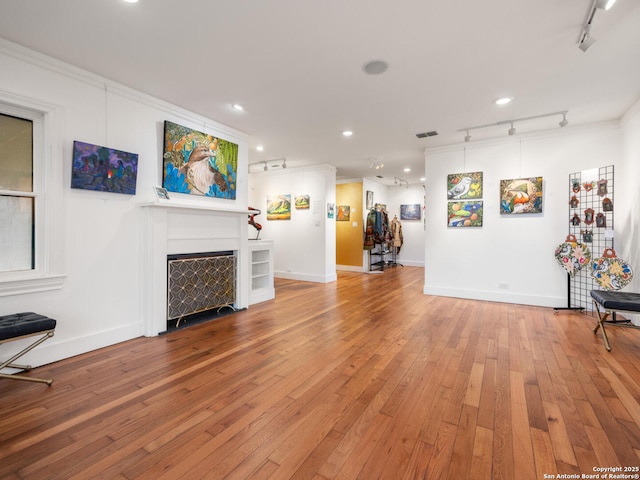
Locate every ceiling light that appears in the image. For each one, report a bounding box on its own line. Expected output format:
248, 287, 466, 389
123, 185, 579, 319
579, 30, 596, 52
232, 104, 244, 111
464, 131, 471, 142
508, 123, 516, 136
122, 0, 139, 3
342, 130, 353, 137
495, 97, 513, 106
256, 145, 264, 152
263, 161, 268, 171
363, 60, 389, 75
559, 113, 569, 128
596, 0, 616, 10
282, 159, 287, 169
404, 167, 411, 173
420, 177, 426, 182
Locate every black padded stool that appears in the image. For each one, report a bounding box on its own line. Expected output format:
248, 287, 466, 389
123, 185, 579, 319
0, 312, 57, 385
590, 291, 640, 351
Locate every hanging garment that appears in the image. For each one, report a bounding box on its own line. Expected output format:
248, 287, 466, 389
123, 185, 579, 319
391, 216, 403, 253
363, 209, 376, 250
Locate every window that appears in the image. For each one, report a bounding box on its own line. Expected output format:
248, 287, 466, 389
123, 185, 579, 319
0, 113, 35, 272
0, 97, 64, 296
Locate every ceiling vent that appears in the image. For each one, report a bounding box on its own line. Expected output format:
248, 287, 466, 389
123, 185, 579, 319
376, 175, 384, 179
416, 130, 438, 139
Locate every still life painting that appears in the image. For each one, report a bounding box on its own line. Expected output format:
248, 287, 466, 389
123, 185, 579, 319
447, 201, 483, 227
71, 141, 138, 195
267, 194, 291, 220
447, 171, 483, 200
500, 177, 543, 214
162, 120, 238, 199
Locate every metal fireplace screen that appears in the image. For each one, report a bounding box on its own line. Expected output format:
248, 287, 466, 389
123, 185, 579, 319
167, 253, 237, 320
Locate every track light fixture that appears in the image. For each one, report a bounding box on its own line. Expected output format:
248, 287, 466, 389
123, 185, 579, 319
578, 0, 617, 52
394, 177, 409, 188
369, 158, 384, 170
458, 110, 568, 142
249, 158, 287, 172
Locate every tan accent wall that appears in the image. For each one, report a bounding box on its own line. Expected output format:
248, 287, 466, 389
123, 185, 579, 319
336, 182, 363, 267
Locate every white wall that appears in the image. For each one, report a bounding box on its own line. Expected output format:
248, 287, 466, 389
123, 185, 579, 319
0, 40, 249, 367
248, 164, 337, 283
424, 123, 623, 307
384, 183, 425, 267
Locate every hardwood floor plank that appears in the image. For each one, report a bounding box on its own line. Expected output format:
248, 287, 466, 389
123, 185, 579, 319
2, 267, 640, 479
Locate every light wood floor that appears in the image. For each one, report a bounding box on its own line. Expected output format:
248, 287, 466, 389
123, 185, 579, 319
1, 267, 640, 479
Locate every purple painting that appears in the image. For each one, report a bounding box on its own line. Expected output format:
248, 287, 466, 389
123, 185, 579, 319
71, 141, 138, 195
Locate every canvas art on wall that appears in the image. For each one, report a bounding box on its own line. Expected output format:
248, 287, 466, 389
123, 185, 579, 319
500, 177, 543, 214
162, 120, 238, 199
71, 141, 138, 195
337, 205, 350, 221
447, 171, 483, 200
448, 201, 483, 227
400, 204, 421, 220
327, 203, 335, 219
267, 194, 291, 220
295, 195, 310, 209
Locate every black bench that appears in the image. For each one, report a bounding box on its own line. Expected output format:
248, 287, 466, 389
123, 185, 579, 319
590, 291, 640, 351
0, 312, 57, 386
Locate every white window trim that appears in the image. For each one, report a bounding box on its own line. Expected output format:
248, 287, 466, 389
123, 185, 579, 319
0, 90, 65, 296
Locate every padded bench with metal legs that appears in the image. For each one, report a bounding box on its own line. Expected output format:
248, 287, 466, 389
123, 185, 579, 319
0, 312, 57, 386
590, 290, 640, 352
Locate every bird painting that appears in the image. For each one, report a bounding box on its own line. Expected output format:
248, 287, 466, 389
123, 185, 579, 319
179, 143, 227, 195
447, 176, 473, 199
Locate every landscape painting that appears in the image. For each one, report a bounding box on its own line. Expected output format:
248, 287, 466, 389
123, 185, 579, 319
400, 204, 421, 220
267, 194, 291, 220
500, 176, 543, 214
71, 141, 138, 195
295, 195, 310, 209
162, 120, 238, 199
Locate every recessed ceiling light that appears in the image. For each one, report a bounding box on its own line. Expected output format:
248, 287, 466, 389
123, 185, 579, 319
232, 104, 244, 111
420, 177, 426, 182
342, 130, 353, 137
363, 60, 389, 75
122, 0, 139, 3
256, 145, 264, 152
404, 167, 411, 173
494, 97, 513, 106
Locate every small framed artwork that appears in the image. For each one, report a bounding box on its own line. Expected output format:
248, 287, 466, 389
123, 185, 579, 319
71, 140, 139, 195
295, 195, 310, 209
337, 205, 350, 221
327, 203, 335, 219
366, 190, 374, 210
400, 204, 421, 220
154, 186, 170, 200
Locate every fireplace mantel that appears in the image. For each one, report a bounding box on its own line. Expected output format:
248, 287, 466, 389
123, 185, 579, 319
140, 201, 250, 336
140, 201, 255, 215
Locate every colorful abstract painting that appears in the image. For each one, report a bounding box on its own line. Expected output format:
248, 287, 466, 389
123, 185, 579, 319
71, 141, 138, 195
337, 205, 350, 221
500, 177, 543, 214
447, 171, 483, 200
162, 120, 238, 199
267, 194, 291, 220
447, 201, 483, 227
400, 204, 421, 220
295, 195, 310, 209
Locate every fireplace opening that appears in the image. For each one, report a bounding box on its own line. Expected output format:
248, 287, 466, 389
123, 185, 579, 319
166, 251, 239, 331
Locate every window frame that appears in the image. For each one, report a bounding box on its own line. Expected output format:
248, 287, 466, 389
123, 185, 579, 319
0, 93, 65, 296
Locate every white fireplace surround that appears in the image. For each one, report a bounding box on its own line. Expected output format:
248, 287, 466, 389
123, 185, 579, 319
141, 202, 250, 336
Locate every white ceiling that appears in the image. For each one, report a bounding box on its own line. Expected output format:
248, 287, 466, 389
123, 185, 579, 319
1, 0, 639, 185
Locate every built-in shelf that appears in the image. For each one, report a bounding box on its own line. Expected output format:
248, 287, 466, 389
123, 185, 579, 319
249, 240, 275, 304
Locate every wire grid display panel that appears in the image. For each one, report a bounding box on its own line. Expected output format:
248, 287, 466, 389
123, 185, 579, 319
167, 254, 237, 320
567, 165, 614, 312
